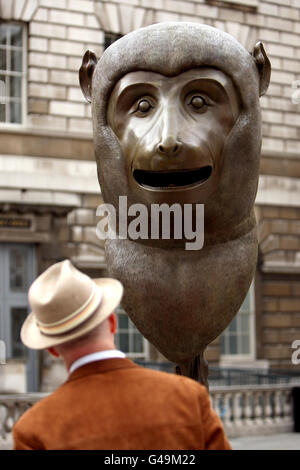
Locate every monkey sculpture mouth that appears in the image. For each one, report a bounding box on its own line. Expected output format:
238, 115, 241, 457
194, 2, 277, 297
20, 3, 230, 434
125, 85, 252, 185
133, 166, 213, 190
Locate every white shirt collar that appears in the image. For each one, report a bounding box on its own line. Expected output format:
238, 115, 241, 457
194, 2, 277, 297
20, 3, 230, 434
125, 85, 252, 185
69, 349, 126, 375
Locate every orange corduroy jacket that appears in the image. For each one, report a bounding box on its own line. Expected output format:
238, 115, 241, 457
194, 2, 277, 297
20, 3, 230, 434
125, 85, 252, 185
13, 358, 231, 450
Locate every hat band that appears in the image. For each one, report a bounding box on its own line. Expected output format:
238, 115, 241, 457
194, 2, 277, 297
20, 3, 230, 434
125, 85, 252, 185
37, 285, 102, 336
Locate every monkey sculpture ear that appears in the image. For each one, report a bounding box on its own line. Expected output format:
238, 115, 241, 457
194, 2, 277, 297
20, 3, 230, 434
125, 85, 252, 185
79, 50, 98, 103
251, 42, 271, 97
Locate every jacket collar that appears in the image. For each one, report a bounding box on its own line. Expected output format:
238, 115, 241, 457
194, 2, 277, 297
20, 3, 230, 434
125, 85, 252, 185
66, 357, 139, 383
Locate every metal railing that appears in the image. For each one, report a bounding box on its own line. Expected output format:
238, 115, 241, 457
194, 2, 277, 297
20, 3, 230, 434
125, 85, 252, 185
135, 361, 300, 386
208, 367, 300, 387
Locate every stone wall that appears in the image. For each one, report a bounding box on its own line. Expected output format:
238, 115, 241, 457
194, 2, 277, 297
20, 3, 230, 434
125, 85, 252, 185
0, 0, 300, 370
1, 0, 299, 155
256, 205, 300, 369
27, 0, 103, 134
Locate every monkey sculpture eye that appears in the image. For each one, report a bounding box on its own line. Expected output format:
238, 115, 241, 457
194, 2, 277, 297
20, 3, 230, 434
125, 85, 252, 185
189, 95, 205, 110
137, 99, 152, 113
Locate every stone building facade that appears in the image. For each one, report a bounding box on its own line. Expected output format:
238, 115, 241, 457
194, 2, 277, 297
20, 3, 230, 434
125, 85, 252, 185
0, 0, 299, 392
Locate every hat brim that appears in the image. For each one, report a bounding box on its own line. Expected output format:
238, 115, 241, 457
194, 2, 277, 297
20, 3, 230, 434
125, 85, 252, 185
21, 278, 123, 350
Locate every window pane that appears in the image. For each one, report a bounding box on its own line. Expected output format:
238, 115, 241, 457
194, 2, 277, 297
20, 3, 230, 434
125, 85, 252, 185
119, 333, 129, 353
0, 22, 24, 124
220, 334, 226, 355
0, 74, 6, 121
9, 248, 28, 292
241, 314, 249, 333
118, 314, 128, 330
229, 334, 237, 354
0, 73, 6, 95
0, 48, 6, 70
0, 101, 5, 121
116, 307, 145, 357
104, 33, 122, 50
9, 75, 21, 98
11, 307, 27, 358
0, 339, 5, 364
133, 333, 143, 353
9, 100, 21, 123
240, 293, 250, 312
240, 335, 250, 354
221, 285, 254, 357
11, 49, 22, 72
228, 316, 237, 333
9, 24, 22, 48
0, 24, 7, 46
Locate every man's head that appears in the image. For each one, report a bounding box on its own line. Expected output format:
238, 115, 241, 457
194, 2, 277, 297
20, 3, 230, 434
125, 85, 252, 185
20, 260, 123, 356
48, 313, 117, 371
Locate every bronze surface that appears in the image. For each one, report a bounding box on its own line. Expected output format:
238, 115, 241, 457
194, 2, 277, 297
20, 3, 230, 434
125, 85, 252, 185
80, 22, 271, 384
107, 69, 239, 209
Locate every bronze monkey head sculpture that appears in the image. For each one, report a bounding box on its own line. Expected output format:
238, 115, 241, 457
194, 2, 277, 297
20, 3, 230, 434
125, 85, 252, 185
80, 23, 270, 384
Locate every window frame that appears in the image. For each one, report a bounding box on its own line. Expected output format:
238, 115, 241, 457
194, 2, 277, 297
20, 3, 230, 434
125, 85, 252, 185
220, 282, 256, 361
115, 306, 149, 360
104, 32, 122, 50
0, 21, 27, 127
0, 243, 35, 360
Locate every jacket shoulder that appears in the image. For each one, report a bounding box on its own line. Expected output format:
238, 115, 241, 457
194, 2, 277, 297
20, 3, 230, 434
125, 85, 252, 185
134, 365, 206, 387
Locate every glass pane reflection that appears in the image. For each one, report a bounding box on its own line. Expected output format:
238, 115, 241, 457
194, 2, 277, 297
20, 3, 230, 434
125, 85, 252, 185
118, 315, 128, 330
0, 24, 7, 46
229, 335, 237, 355
133, 333, 143, 353
9, 248, 27, 292
11, 306, 27, 358
9, 76, 21, 97
9, 100, 21, 123
119, 333, 129, 353
228, 316, 237, 333
9, 25, 22, 48
0, 48, 6, 71
241, 314, 249, 333
241, 335, 250, 355
0, 102, 5, 121
240, 294, 250, 312
11, 49, 22, 72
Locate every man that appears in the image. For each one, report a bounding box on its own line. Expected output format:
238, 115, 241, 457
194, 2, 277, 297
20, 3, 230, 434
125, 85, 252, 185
13, 260, 231, 450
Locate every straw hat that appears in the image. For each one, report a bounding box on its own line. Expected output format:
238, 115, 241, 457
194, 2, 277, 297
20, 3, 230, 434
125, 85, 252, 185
21, 260, 123, 350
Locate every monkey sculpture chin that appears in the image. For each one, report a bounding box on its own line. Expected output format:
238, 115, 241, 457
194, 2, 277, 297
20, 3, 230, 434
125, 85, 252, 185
105, 227, 257, 385
79, 22, 271, 386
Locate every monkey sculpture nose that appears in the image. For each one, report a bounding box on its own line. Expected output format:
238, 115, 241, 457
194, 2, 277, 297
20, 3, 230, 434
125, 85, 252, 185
157, 136, 182, 156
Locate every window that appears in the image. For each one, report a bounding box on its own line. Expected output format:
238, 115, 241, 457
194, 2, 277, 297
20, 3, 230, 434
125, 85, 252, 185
104, 32, 122, 50
220, 284, 255, 359
0, 244, 35, 359
0, 22, 26, 124
115, 306, 148, 359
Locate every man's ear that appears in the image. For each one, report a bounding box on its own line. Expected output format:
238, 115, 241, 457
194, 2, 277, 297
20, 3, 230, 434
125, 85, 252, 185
251, 42, 271, 97
79, 50, 98, 103
109, 313, 117, 335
